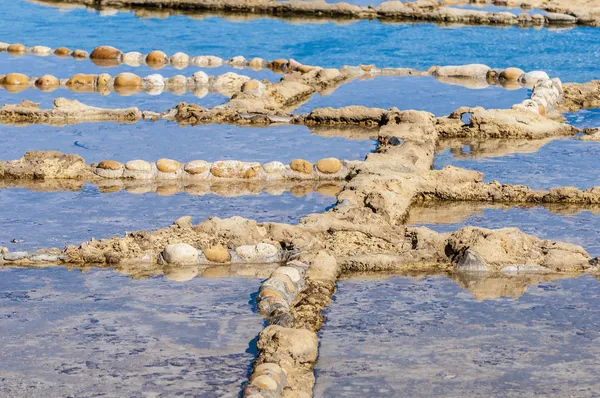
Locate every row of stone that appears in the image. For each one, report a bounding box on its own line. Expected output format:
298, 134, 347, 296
0, 43, 314, 73
92, 157, 348, 181
513, 78, 564, 117
158, 242, 282, 265
0, 248, 65, 264
257, 260, 309, 318
432, 64, 552, 88
0, 71, 260, 97
244, 362, 287, 398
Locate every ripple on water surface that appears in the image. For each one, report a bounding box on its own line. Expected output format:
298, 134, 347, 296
1, 1, 598, 82
295, 76, 529, 116
315, 274, 600, 397
0, 267, 263, 397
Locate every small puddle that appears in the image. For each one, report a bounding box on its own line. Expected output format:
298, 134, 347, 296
0, 266, 264, 397
434, 137, 600, 190
295, 76, 529, 116
315, 273, 600, 397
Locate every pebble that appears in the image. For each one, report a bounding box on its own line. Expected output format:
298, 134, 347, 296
97, 73, 111, 88
251, 375, 278, 391
228, 55, 247, 67
192, 55, 223, 67
156, 158, 180, 173
203, 246, 231, 263
7, 43, 26, 54
185, 160, 209, 175
170, 52, 190, 68
123, 51, 144, 66
98, 160, 123, 170
290, 159, 313, 174
125, 159, 152, 172
54, 47, 72, 57
316, 158, 342, 174
4, 73, 29, 85
248, 57, 265, 69
146, 50, 168, 67
192, 71, 209, 86
35, 75, 59, 88
72, 49, 89, 59
161, 243, 199, 265
90, 45, 123, 59
236, 243, 279, 262
262, 161, 286, 176
499, 67, 524, 81
210, 160, 246, 178
66, 74, 95, 86
114, 72, 142, 87
143, 74, 166, 89
30, 46, 52, 56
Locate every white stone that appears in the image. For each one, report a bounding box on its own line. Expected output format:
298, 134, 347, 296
122, 51, 144, 67
272, 266, 302, 283
143, 74, 165, 89
30, 46, 52, 56
94, 167, 124, 178
192, 71, 209, 86
520, 71, 550, 87
125, 159, 152, 172
433, 64, 491, 79
262, 161, 286, 175
236, 243, 279, 262
170, 52, 190, 67
192, 55, 223, 67
161, 243, 199, 265
228, 55, 247, 67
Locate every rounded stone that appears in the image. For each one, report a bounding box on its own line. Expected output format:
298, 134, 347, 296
98, 160, 123, 170
228, 55, 247, 67
122, 51, 144, 66
251, 375, 278, 391
114, 72, 142, 87
66, 74, 95, 87
167, 75, 188, 88
243, 163, 262, 179
184, 160, 209, 175
520, 70, 550, 85
203, 246, 231, 263
272, 266, 302, 283
34, 75, 59, 88
90, 45, 122, 60
7, 43, 26, 54
210, 160, 245, 178
258, 288, 283, 299
290, 159, 313, 174
192, 55, 223, 67
156, 158, 180, 173
316, 158, 342, 174
30, 46, 52, 55
72, 49, 89, 59
4, 73, 29, 85
500, 67, 525, 81
236, 243, 279, 262
54, 47, 72, 57
97, 73, 111, 87
262, 161, 286, 175
125, 160, 152, 172
146, 50, 168, 66
192, 71, 209, 86
162, 243, 199, 265
170, 52, 190, 67
269, 59, 288, 70
143, 74, 165, 89
248, 57, 265, 69
254, 363, 283, 376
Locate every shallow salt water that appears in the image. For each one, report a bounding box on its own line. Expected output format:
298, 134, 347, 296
408, 203, 600, 257
434, 137, 600, 190
565, 108, 600, 129
0, 121, 376, 164
0, 186, 337, 251
295, 75, 529, 116
315, 274, 600, 397
0, 267, 263, 397
1, 1, 598, 82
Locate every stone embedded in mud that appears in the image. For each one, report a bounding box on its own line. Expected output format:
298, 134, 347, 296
241, 79, 260, 92
248, 57, 266, 69
228, 55, 247, 67
114, 72, 142, 87
90, 45, 123, 59
263, 161, 286, 177
500, 67, 524, 81
35, 75, 59, 89
192, 55, 223, 67
161, 243, 199, 265
54, 47, 72, 57
125, 159, 152, 172
272, 266, 302, 283
122, 51, 144, 66
156, 158, 180, 173
66, 73, 95, 87
7, 43, 26, 54
192, 71, 209, 86
96, 73, 111, 88
30, 46, 52, 56
520, 70, 549, 86
236, 243, 279, 262
203, 246, 231, 263
98, 160, 123, 170
432, 64, 490, 79
72, 49, 89, 59
290, 159, 313, 174
184, 160, 209, 175
456, 249, 488, 272
4, 73, 29, 85
316, 158, 343, 174
251, 375, 278, 391
170, 52, 190, 68
210, 160, 246, 178
146, 50, 168, 68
